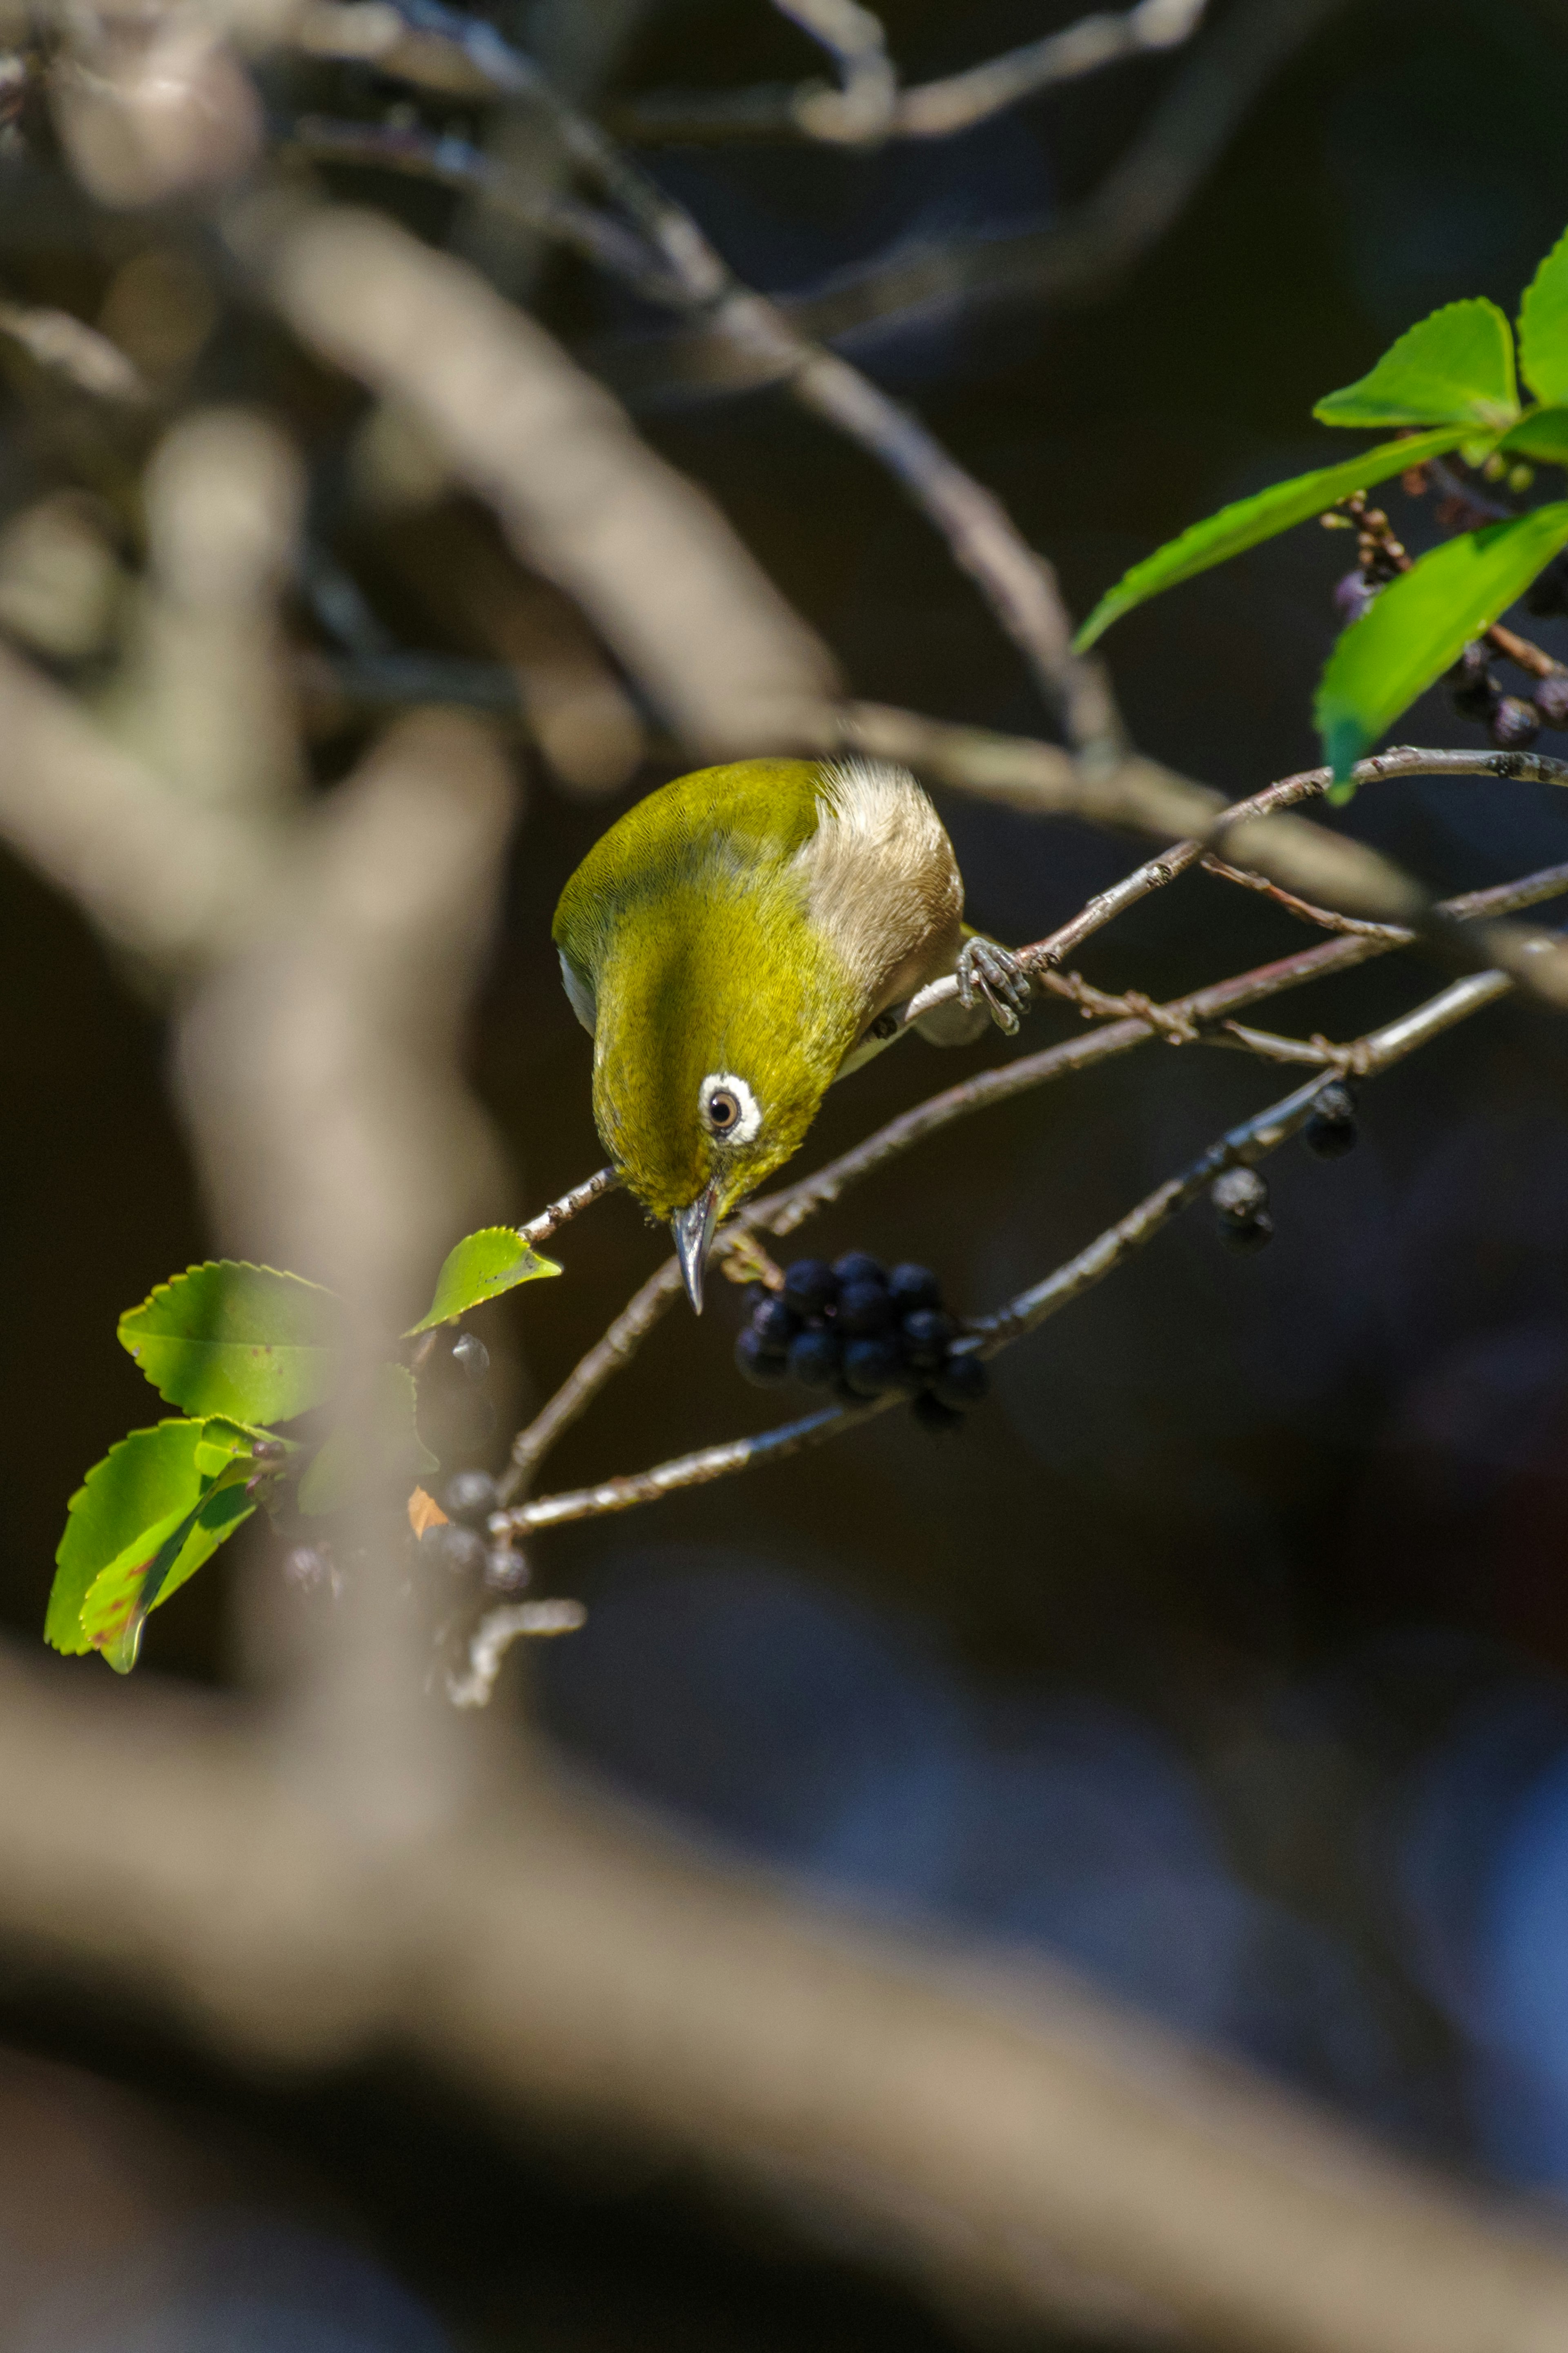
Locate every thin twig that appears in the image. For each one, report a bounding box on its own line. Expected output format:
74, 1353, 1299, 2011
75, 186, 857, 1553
1199, 854, 1411, 941
521, 1163, 620, 1247
497, 1256, 684, 1505
501, 964, 1514, 1537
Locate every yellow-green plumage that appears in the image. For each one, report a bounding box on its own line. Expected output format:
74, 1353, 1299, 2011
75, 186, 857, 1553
553, 756, 971, 1251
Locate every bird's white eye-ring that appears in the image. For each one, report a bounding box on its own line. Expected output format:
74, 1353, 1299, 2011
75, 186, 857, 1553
699, 1071, 761, 1146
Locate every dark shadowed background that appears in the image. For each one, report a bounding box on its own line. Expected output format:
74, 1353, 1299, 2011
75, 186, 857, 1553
6, 0, 1568, 2343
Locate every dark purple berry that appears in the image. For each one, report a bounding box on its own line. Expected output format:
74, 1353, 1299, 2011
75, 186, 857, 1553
930, 1350, 989, 1411
837, 1279, 891, 1335
841, 1335, 902, 1396
430, 1523, 486, 1578
1303, 1079, 1358, 1159
443, 1468, 499, 1526
1490, 695, 1541, 749
833, 1251, 885, 1288
751, 1296, 797, 1352
1333, 570, 1375, 624
735, 1327, 789, 1386
888, 1262, 941, 1312
1535, 673, 1568, 727
782, 1257, 838, 1316
452, 1331, 490, 1383
912, 1392, 964, 1432
900, 1307, 957, 1369
1445, 644, 1500, 721
788, 1327, 840, 1386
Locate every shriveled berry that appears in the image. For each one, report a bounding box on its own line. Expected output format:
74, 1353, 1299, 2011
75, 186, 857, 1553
735, 1327, 789, 1385
1333, 570, 1375, 624
888, 1262, 941, 1312
443, 1468, 499, 1526
833, 1251, 885, 1288
912, 1391, 964, 1432
900, 1307, 956, 1369
452, 1331, 490, 1383
1535, 673, 1568, 728
837, 1280, 892, 1335
782, 1257, 838, 1316
842, 1335, 902, 1396
1491, 695, 1541, 750
751, 1296, 797, 1352
1303, 1079, 1358, 1159
788, 1327, 841, 1386
930, 1351, 989, 1411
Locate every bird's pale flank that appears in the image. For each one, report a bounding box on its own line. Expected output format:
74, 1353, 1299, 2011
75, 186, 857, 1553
553, 756, 1026, 1307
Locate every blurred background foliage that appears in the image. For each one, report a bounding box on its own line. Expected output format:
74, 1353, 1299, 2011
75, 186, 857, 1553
7, 0, 1568, 2344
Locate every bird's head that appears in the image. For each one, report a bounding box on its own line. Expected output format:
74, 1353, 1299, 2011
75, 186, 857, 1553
590, 902, 861, 1309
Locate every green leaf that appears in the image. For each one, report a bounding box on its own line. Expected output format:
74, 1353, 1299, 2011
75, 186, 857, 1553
1313, 300, 1520, 431
404, 1227, 561, 1336
1074, 425, 1472, 650
46, 1418, 258, 1668
297, 1362, 438, 1517
118, 1260, 345, 1424
1519, 227, 1568, 405
1315, 502, 1568, 787
1501, 407, 1568, 464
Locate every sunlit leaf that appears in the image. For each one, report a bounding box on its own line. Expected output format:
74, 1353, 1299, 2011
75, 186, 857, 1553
1315, 503, 1568, 788
118, 1260, 345, 1424
1313, 300, 1519, 431
1501, 406, 1568, 464
46, 1418, 258, 1668
1519, 227, 1568, 405
297, 1362, 438, 1517
1073, 426, 1470, 650
407, 1484, 449, 1536
405, 1227, 561, 1336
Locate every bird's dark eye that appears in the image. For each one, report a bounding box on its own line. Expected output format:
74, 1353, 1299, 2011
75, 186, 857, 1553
870, 1012, 899, 1041
697, 1069, 760, 1144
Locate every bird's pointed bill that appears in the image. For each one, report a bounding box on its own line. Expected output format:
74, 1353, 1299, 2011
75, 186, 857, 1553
672, 1183, 720, 1312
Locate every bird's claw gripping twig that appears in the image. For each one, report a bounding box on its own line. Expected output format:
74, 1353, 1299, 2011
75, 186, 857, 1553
957, 937, 1031, 1035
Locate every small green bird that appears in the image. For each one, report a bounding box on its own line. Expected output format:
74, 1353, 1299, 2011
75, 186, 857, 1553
553, 756, 1028, 1307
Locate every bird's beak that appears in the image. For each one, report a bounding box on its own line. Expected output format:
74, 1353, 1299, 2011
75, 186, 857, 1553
672, 1181, 720, 1313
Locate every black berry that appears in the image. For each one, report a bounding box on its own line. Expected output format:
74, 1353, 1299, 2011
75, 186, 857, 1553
888, 1262, 942, 1312
1491, 695, 1541, 750
452, 1331, 490, 1383
900, 1307, 956, 1369
841, 1334, 902, 1396
735, 1327, 790, 1385
833, 1251, 885, 1289
430, 1523, 486, 1578
751, 1296, 797, 1352
782, 1257, 838, 1316
1536, 673, 1568, 728
912, 1392, 964, 1432
837, 1279, 892, 1335
1446, 644, 1500, 721
788, 1327, 841, 1386
1303, 1079, 1358, 1159
930, 1351, 989, 1411
443, 1468, 499, 1526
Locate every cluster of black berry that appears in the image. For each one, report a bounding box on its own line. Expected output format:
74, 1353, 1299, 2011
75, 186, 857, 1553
735, 1253, 988, 1428
1209, 1083, 1359, 1252
1443, 639, 1568, 749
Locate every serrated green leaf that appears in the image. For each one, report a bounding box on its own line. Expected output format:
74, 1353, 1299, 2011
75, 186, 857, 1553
404, 1227, 561, 1336
82, 1480, 254, 1674
46, 1418, 258, 1666
1315, 502, 1568, 788
118, 1260, 345, 1423
1501, 407, 1568, 464
1313, 300, 1519, 431
1519, 227, 1568, 405
1074, 426, 1471, 650
297, 1361, 438, 1517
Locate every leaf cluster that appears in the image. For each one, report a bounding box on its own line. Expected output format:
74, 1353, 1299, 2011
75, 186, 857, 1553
1077, 231, 1568, 792
46, 1232, 558, 1673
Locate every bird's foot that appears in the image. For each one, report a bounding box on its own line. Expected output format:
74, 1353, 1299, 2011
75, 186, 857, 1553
957, 938, 1031, 1036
